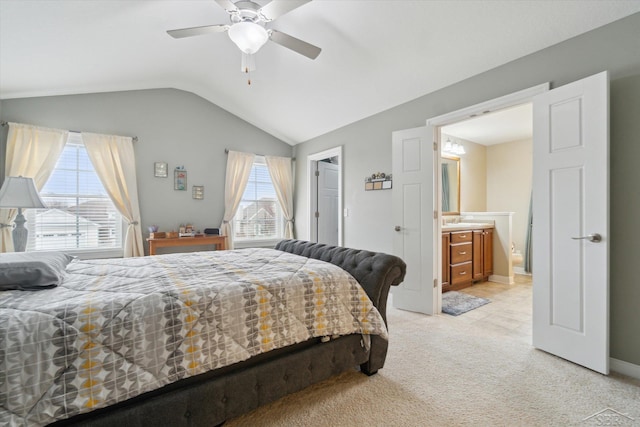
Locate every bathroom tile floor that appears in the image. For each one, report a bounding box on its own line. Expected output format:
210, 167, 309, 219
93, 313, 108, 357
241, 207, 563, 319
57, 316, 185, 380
445, 274, 533, 344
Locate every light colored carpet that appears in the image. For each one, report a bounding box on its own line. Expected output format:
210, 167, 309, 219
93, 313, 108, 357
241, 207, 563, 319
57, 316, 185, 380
226, 301, 640, 426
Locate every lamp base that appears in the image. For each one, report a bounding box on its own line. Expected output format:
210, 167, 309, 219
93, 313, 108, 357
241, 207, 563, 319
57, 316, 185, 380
12, 208, 28, 252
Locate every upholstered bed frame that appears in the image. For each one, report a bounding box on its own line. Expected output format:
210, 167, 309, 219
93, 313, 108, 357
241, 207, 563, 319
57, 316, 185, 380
52, 239, 406, 426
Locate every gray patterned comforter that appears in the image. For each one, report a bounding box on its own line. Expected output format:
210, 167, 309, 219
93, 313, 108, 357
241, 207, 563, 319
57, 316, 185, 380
0, 248, 388, 426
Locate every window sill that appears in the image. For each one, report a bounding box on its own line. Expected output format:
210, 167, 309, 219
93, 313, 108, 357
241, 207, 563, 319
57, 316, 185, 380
30, 248, 124, 260
233, 239, 281, 249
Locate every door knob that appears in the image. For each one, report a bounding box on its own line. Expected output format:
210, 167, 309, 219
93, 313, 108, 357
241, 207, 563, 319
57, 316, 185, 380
571, 233, 602, 243
394, 226, 401, 232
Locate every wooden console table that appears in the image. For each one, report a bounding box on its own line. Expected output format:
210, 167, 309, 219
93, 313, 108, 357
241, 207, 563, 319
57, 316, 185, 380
146, 235, 227, 255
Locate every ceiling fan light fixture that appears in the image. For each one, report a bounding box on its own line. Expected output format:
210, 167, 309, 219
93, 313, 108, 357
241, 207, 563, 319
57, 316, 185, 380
228, 21, 269, 54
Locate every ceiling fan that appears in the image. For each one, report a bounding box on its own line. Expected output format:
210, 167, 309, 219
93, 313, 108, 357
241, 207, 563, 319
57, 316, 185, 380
167, 0, 321, 77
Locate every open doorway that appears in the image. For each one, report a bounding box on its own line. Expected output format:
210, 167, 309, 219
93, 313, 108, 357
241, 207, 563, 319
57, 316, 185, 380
307, 147, 342, 246
417, 83, 548, 317
441, 103, 533, 280
438, 104, 534, 334
395, 74, 609, 373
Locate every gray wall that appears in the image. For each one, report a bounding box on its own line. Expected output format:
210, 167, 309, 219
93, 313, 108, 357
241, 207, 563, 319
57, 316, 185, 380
293, 13, 640, 366
0, 89, 292, 253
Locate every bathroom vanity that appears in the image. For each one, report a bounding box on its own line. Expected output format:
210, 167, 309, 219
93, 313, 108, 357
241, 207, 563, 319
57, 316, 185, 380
442, 224, 493, 292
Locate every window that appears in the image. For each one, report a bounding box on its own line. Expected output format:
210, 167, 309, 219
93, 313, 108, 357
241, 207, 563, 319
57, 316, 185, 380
233, 157, 283, 242
25, 134, 123, 254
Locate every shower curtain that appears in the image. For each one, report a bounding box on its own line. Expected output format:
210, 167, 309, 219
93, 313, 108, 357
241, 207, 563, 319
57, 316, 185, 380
524, 190, 533, 273
442, 163, 450, 212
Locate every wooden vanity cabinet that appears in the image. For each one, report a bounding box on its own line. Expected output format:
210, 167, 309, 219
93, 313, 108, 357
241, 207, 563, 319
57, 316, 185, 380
483, 229, 493, 277
443, 227, 493, 292
472, 228, 493, 281
442, 233, 450, 290
447, 231, 473, 290
472, 230, 484, 280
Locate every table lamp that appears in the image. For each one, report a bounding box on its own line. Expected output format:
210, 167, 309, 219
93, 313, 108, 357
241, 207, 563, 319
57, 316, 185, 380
0, 176, 47, 252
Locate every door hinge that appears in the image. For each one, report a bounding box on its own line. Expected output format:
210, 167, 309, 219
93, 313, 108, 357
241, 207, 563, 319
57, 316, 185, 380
433, 141, 437, 151
315, 170, 320, 177
433, 210, 438, 219
434, 278, 438, 288
314, 211, 319, 218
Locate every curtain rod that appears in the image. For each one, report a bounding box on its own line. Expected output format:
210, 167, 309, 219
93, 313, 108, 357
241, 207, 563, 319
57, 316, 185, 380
225, 148, 295, 161
1, 121, 138, 142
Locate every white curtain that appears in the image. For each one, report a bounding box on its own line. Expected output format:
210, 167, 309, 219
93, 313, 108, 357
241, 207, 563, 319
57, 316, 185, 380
221, 150, 255, 249
1, 123, 68, 252
265, 155, 294, 239
82, 132, 144, 257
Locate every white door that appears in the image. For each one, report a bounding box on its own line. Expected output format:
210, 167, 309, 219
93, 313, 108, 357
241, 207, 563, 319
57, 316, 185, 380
316, 161, 339, 245
532, 71, 609, 374
391, 126, 437, 314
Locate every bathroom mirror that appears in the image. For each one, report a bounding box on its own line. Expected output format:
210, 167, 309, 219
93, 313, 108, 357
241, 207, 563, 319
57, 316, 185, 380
441, 155, 460, 215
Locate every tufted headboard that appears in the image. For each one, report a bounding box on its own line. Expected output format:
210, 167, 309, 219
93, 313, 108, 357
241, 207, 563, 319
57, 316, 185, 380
274, 239, 406, 325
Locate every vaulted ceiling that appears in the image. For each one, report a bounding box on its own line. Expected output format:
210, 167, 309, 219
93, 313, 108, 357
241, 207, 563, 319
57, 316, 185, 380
1, 1, 639, 145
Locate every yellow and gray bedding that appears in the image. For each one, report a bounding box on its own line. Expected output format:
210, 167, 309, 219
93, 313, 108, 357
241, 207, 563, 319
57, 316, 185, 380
0, 248, 387, 426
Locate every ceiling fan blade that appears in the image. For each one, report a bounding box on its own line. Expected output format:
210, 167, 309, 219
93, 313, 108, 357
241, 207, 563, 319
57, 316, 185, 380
269, 29, 321, 59
260, 0, 311, 21
215, 0, 239, 13
167, 24, 229, 39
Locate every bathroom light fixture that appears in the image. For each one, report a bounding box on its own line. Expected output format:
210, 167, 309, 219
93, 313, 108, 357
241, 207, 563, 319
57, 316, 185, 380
444, 138, 453, 153
442, 137, 466, 156
453, 141, 466, 155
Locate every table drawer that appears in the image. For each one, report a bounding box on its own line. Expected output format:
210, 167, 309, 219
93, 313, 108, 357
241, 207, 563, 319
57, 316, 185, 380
450, 242, 472, 264
451, 262, 472, 285
450, 231, 472, 244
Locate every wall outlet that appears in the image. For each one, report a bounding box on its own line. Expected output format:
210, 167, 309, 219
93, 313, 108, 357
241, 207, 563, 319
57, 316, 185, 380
343, 208, 350, 217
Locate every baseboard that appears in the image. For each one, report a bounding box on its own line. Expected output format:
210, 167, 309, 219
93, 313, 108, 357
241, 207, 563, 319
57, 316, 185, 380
488, 274, 514, 285
610, 358, 640, 380
513, 266, 531, 276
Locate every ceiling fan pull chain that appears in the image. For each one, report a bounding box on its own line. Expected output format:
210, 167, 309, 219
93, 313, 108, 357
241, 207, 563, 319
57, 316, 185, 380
241, 52, 255, 85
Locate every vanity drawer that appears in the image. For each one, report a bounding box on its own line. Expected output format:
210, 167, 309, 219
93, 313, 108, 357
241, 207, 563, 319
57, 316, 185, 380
450, 231, 472, 244
450, 242, 472, 264
451, 262, 472, 285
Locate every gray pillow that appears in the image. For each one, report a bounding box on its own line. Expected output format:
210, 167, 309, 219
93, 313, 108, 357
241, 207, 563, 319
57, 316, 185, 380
0, 251, 74, 291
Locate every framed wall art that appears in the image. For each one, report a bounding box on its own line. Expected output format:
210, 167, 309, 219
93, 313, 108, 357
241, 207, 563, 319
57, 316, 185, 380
174, 167, 187, 191
154, 162, 168, 178
365, 172, 392, 191
192, 185, 204, 200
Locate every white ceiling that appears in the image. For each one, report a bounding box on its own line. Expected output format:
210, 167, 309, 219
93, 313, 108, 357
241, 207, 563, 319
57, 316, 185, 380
442, 103, 532, 146
1, 1, 639, 145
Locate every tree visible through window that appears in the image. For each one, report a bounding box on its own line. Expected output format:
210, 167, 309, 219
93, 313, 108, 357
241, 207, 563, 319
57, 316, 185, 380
25, 134, 123, 252
234, 158, 283, 241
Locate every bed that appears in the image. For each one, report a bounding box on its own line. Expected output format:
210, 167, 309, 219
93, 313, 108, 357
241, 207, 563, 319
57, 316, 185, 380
0, 239, 406, 426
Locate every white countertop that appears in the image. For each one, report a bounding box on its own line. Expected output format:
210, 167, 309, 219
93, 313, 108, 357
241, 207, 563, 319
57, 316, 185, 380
442, 222, 494, 232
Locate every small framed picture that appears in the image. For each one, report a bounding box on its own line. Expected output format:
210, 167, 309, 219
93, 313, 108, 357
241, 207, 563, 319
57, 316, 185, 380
154, 162, 168, 178
174, 169, 187, 190
192, 185, 204, 200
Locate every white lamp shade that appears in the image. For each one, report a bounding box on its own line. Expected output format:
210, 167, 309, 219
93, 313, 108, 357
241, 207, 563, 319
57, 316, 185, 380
0, 176, 47, 209
228, 22, 269, 55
